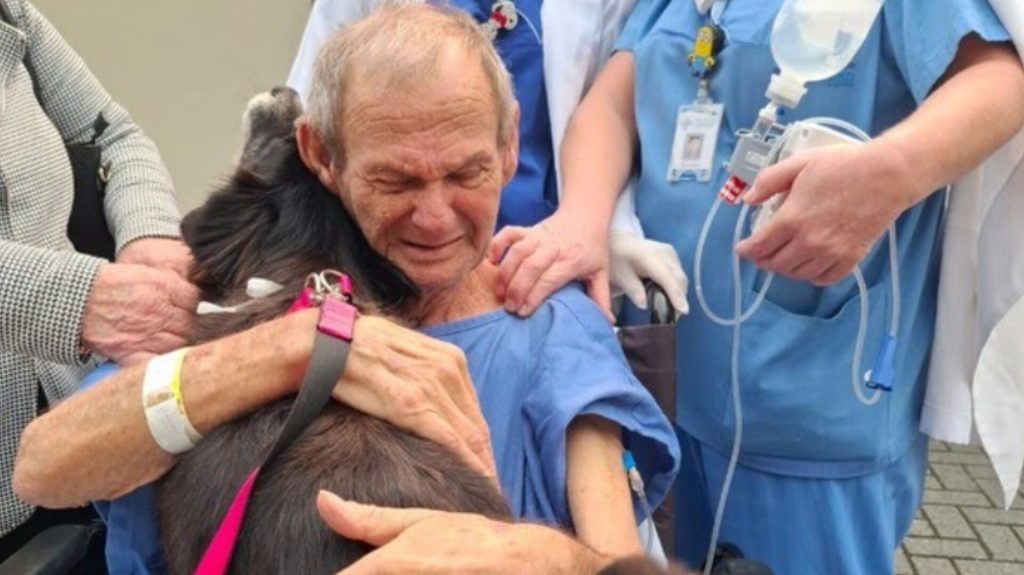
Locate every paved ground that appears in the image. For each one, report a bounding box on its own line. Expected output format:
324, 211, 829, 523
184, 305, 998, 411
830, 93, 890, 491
897, 441, 1024, 575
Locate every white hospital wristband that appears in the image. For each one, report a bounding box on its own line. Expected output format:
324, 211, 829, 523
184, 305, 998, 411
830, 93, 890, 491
142, 348, 202, 454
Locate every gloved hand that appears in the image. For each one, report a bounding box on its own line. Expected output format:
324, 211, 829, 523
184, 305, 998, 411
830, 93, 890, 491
609, 229, 689, 317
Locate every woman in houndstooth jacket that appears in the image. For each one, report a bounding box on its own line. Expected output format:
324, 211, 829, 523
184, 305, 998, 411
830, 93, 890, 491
0, 0, 197, 555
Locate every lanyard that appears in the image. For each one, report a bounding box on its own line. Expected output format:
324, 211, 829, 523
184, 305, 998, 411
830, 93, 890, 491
694, 0, 728, 25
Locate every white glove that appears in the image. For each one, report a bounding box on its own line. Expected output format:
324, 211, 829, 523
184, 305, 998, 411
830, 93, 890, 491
609, 229, 689, 317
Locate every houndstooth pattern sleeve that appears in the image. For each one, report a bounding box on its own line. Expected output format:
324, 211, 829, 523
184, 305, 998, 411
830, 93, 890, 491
15, 0, 181, 251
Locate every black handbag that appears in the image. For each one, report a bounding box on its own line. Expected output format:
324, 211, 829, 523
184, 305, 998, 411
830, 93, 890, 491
0, 5, 116, 261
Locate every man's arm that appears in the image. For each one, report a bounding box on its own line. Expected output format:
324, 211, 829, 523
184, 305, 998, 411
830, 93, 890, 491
14, 311, 495, 507
738, 36, 1024, 284
567, 415, 643, 557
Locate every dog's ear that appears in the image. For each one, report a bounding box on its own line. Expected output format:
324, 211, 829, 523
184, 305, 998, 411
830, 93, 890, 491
181, 168, 278, 301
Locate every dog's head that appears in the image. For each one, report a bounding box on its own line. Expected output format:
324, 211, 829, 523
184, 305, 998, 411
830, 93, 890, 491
238, 86, 305, 168
181, 88, 419, 313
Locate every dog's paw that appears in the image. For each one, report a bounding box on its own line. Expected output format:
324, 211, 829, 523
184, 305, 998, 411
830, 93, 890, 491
239, 86, 304, 166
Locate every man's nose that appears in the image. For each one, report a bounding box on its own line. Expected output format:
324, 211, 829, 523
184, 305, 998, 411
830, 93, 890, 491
410, 182, 456, 234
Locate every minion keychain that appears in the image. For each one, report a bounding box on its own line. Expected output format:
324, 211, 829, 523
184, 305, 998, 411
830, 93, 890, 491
668, 1, 728, 183
688, 24, 725, 81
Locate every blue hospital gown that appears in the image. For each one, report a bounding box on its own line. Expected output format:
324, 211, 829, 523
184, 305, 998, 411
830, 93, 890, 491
422, 284, 680, 526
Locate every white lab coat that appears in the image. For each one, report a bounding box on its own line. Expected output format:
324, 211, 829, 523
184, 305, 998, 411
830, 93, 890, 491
921, 0, 1024, 509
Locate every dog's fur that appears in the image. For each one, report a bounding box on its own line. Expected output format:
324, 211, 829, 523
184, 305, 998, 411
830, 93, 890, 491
157, 88, 509, 575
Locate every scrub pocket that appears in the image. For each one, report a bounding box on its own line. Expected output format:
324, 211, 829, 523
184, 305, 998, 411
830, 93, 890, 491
723, 277, 892, 462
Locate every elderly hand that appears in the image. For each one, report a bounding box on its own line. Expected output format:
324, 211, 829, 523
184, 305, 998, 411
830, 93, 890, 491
318, 491, 609, 575
80, 262, 199, 365
488, 210, 612, 320
609, 230, 689, 316
117, 237, 193, 278
736, 141, 917, 285
335, 316, 496, 480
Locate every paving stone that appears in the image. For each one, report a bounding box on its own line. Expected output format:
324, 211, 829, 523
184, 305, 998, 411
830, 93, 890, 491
925, 505, 977, 539
977, 525, 1024, 561
970, 465, 1000, 480
927, 475, 943, 490
925, 490, 995, 508
895, 546, 915, 575
910, 517, 937, 537
910, 557, 957, 575
933, 463, 980, 490
931, 440, 951, 452
977, 478, 1013, 509
964, 508, 1024, 527
955, 560, 1024, 575
904, 537, 988, 559
930, 451, 996, 466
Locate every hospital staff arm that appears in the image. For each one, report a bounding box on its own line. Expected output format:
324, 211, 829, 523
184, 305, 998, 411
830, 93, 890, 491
567, 415, 643, 558
879, 36, 1024, 207
558, 52, 639, 242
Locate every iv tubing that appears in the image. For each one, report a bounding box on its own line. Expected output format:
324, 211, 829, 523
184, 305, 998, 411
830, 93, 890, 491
695, 116, 901, 574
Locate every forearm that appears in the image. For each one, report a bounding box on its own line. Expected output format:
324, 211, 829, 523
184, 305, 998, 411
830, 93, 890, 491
879, 37, 1024, 205
558, 51, 638, 234
14, 310, 316, 507
0, 241, 102, 362
567, 415, 643, 558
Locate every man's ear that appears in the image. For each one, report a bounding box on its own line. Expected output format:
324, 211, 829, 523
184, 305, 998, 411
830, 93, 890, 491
500, 104, 520, 186
296, 117, 341, 195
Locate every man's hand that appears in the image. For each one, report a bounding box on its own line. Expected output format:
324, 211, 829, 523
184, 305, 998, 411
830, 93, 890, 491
609, 230, 689, 316
318, 492, 610, 575
736, 141, 917, 285
489, 210, 612, 320
80, 263, 199, 365
335, 316, 496, 480
117, 237, 193, 278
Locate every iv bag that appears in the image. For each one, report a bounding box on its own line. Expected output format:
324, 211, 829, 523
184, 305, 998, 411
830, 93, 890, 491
770, 0, 883, 84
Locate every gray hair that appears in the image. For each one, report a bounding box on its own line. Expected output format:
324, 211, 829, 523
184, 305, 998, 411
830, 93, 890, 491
306, 1, 517, 156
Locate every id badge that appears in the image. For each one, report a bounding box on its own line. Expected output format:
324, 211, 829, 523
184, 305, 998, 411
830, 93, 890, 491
667, 102, 724, 183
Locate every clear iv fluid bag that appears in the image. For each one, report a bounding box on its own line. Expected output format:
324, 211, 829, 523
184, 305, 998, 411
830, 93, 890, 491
771, 0, 883, 84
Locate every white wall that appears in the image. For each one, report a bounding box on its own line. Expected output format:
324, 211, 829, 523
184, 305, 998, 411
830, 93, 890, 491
32, 0, 311, 212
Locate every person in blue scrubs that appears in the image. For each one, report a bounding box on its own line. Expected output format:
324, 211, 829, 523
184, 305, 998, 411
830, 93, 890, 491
288, 0, 556, 230
496, 0, 1024, 573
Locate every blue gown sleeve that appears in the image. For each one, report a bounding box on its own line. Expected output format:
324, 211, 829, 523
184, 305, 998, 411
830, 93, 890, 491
522, 287, 680, 527
614, 0, 673, 53
882, 0, 1010, 103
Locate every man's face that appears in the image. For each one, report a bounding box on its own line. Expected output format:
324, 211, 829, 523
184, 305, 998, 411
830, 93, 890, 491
333, 48, 516, 294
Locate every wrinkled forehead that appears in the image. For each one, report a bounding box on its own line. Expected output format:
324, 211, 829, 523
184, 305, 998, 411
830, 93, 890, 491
338, 51, 501, 166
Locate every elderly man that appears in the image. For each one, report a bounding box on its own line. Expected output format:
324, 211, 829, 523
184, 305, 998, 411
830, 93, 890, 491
14, 4, 678, 574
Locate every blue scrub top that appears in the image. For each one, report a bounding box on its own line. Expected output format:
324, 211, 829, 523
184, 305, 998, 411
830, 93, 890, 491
456, 0, 558, 229
616, 0, 1008, 477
